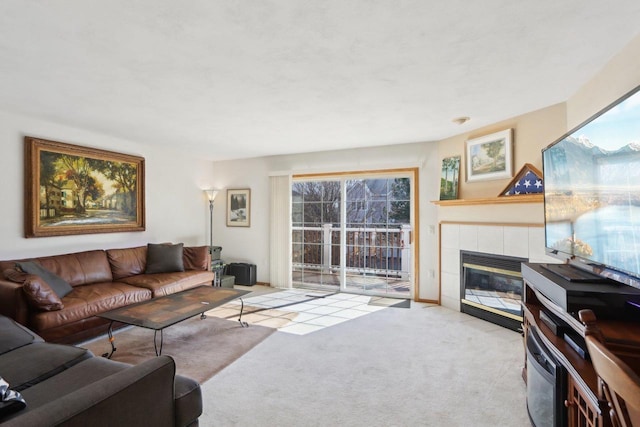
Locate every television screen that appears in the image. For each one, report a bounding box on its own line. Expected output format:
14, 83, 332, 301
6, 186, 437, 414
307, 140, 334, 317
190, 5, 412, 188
543, 86, 640, 282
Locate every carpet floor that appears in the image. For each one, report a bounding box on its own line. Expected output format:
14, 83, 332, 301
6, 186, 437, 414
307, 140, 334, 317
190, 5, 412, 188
81, 315, 275, 384
199, 303, 531, 427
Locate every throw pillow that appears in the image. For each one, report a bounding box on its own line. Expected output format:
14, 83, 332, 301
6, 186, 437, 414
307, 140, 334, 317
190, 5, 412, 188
106, 246, 147, 280
22, 275, 64, 311
15, 261, 73, 298
0, 376, 26, 419
182, 246, 210, 271
145, 243, 185, 274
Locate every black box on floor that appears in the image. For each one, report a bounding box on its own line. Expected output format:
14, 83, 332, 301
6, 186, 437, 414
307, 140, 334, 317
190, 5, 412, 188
227, 263, 256, 286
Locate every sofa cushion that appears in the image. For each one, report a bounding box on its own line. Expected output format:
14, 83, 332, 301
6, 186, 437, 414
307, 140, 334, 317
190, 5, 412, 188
0, 342, 92, 392
182, 246, 210, 271
35, 250, 113, 287
0, 316, 43, 356
16, 261, 73, 298
16, 357, 130, 411
22, 275, 64, 311
29, 282, 152, 332
145, 243, 185, 274
6, 357, 177, 427
106, 246, 147, 280
119, 271, 214, 297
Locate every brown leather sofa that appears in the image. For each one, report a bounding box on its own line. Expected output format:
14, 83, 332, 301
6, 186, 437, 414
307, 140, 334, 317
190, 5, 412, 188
0, 315, 202, 426
0, 244, 214, 344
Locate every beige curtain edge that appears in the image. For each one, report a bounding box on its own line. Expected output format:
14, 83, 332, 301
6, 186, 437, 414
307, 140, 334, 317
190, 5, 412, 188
269, 175, 292, 289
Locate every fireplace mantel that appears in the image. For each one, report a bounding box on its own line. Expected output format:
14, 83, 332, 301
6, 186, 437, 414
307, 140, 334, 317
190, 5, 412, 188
432, 194, 542, 206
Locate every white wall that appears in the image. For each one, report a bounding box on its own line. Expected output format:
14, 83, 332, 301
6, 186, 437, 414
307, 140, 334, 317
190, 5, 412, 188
567, 33, 640, 129
212, 141, 441, 301
0, 110, 214, 259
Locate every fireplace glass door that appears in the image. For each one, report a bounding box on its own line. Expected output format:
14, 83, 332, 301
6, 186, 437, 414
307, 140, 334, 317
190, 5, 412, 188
460, 251, 525, 331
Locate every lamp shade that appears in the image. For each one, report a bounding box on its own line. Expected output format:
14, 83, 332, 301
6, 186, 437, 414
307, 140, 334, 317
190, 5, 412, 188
204, 189, 219, 202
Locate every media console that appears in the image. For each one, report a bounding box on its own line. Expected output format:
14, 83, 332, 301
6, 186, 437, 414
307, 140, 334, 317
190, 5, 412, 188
521, 263, 640, 427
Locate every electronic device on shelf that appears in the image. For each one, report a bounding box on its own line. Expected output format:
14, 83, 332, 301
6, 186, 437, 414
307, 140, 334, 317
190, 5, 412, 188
539, 309, 569, 336
628, 301, 640, 320
542, 84, 640, 290
540, 263, 613, 284
563, 331, 589, 360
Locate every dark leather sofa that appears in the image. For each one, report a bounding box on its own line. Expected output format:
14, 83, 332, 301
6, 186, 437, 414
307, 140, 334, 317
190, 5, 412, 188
0, 315, 202, 426
0, 244, 214, 344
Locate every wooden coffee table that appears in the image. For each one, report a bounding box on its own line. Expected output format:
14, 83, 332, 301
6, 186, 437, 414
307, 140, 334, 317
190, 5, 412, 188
98, 286, 250, 357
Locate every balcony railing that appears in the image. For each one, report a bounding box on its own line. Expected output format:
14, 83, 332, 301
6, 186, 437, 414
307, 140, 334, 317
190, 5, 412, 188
292, 224, 411, 278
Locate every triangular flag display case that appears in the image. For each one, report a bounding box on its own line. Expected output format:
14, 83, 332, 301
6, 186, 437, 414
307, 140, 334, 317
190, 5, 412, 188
499, 163, 543, 196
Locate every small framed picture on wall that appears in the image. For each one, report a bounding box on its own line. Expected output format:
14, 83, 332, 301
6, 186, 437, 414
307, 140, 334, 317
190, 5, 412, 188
226, 189, 251, 227
439, 156, 461, 200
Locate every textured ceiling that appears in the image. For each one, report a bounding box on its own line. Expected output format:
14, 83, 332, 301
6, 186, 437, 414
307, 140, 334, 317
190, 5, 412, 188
1, 1, 639, 160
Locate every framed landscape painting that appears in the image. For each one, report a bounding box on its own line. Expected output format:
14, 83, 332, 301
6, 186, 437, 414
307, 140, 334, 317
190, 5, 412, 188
466, 129, 513, 182
226, 188, 251, 227
439, 156, 461, 200
24, 137, 145, 238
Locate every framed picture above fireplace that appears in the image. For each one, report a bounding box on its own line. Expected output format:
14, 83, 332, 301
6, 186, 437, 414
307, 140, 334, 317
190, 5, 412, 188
24, 137, 145, 238
465, 129, 513, 182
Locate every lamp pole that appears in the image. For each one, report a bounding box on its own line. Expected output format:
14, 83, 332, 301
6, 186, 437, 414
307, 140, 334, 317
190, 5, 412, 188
204, 189, 219, 252
209, 198, 214, 249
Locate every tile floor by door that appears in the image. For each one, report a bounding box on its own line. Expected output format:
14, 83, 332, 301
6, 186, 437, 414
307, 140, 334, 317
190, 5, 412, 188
205, 287, 410, 335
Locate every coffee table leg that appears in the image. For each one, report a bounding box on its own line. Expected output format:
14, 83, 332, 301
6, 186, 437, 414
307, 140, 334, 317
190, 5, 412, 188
154, 329, 164, 356
238, 298, 249, 328
104, 321, 117, 359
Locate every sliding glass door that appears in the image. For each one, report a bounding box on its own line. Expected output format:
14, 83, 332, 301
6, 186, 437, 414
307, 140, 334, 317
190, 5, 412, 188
292, 170, 414, 298
291, 180, 341, 289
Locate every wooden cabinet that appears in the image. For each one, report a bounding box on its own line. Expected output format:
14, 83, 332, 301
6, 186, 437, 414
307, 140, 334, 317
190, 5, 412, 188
565, 374, 600, 427
522, 293, 605, 426
522, 263, 640, 427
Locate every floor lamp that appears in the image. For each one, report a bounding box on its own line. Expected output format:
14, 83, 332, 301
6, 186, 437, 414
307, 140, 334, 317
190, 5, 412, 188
204, 189, 219, 250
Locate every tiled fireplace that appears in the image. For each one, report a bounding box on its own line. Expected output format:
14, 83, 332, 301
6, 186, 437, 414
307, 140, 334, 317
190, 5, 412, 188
439, 222, 556, 325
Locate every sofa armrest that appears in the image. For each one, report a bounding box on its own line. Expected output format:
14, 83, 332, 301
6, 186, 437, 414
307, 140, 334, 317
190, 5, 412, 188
2, 356, 185, 427
0, 280, 29, 325
174, 374, 203, 427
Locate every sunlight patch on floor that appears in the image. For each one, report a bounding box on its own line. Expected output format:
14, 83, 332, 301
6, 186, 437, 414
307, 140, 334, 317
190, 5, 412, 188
205, 289, 387, 335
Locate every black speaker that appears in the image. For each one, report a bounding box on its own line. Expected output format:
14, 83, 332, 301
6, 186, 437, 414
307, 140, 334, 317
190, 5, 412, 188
227, 263, 256, 286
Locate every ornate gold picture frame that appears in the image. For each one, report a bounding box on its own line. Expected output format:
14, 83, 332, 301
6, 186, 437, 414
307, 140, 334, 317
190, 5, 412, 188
24, 136, 145, 237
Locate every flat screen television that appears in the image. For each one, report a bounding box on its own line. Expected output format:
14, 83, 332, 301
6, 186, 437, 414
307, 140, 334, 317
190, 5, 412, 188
542, 85, 640, 289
